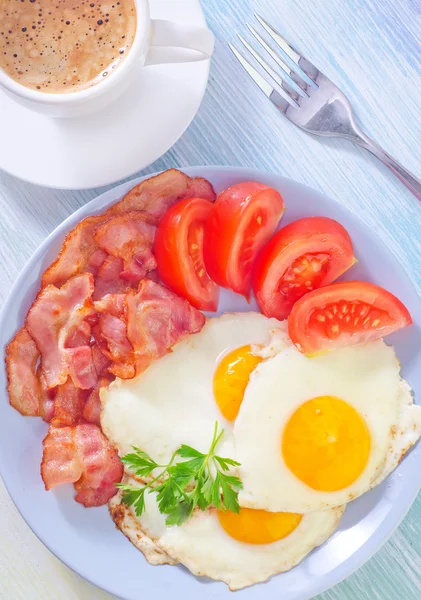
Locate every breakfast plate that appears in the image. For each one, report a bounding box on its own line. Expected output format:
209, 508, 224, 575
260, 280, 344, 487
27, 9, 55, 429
0, 0, 210, 190
1, 166, 421, 600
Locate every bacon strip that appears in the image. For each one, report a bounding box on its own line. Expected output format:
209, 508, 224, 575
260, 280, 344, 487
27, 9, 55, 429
97, 313, 135, 379
92, 256, 134, 301
94, 293, 126, 317
125, 280, 205, 374
6, 327, 41, 417
38, 371, 56, 422
41, 426, 83, 489
93, 293, 135, 379
41, 424, 123, 506
91, 343, 112, 377
51, 378, 88, 428
40, 170, 215, 291
109, 169, 216, 221
83, 375, 114, 426
26, 273, 97, 390
66, 346, 97, 390
42, 216, 106, 288
94, 211, 157, 284
9, 169, 214, 511
74, 423, 124, 507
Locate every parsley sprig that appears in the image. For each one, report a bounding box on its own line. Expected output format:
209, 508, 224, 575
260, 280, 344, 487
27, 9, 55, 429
116, 422, 243, 526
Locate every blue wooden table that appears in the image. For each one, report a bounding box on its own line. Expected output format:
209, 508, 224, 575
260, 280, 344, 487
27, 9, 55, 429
0, 0, 421, 598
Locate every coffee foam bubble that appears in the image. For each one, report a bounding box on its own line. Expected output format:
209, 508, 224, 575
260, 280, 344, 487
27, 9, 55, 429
0, 0, 136, 93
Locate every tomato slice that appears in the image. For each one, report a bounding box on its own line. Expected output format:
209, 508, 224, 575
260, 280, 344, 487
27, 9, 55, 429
203, 182, 285, 298
154, 197, 219, 311
253, 217, 355, 320
288, 281, 412, 354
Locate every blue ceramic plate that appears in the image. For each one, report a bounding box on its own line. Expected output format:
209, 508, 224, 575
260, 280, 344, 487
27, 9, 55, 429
1, 167, 420, 600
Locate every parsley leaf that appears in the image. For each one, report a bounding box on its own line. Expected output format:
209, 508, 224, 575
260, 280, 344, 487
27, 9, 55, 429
118, 422, 243, 526
214, 455, 241, 471
176, 445, 205, 459
117, 484, 146, 516
219, 475, 241, 513
165, 499, 194, 526
120, 448, 159, 478
156, 477, 180, 513
211, 472, 222, 509
200, 473, 214, 504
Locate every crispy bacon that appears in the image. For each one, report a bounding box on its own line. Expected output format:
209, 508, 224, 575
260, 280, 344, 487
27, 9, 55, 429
51, 378, 88, 428
41, 423, 123, 506
26, 273, 97, 390
97, 312, 135, 379
92, 343, 112, 377
66, 346, 97, 390
83, 374, 114, 426
92, 256, 134, 301
94, 211, 157, 284
41, 426, 83, 489
10, 169, 215, 510
94, 292, 134, 377
6, 327, 41, 417
125, 280, 205, 373
94, 293, 126, 317
93, 282, 205, 379
87, 248, 109, 274
38, 370, 56, 422
42, 216, 106, 288
109, 169, 216, 222
40, 171, 215, 291
74, 424, 124, 506
64, 320, 91, 348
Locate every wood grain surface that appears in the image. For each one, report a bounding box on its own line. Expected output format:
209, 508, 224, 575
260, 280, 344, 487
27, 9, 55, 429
1, 0, 421, 598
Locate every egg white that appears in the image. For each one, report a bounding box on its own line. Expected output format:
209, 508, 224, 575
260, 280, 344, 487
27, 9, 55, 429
235, 333, 421, 513
109, 477, 344, 590
103, 310, 420, 587
101, 312, 284, 466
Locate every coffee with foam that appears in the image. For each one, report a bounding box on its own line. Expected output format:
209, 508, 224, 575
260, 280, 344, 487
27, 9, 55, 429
0, 0, 137, 93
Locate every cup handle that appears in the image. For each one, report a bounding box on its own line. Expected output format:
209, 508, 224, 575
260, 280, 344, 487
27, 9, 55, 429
145, 19, 215, 65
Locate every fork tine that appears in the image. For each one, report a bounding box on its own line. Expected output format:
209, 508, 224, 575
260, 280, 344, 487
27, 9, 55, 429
255, 14, 300, 63
255, 14, 318, 86
246, 23, 309, 98
228, 43, 273, 98
237, 35, 300, 106
228, 44, 297, 111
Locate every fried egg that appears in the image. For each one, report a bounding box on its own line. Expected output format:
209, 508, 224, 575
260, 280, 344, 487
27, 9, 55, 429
235, 332, 421, 512
101, 312, 284, 465
103, 311, 420, 589
109, 477, 344, 590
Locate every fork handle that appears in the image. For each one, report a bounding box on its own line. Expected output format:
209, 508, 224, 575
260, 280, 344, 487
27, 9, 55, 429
353, 131, 421, 201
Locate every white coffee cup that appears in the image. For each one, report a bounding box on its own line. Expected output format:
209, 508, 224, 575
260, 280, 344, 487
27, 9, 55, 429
0, 0, 214, 118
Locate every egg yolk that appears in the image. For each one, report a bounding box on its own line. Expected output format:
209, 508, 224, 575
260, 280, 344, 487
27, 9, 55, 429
213, 345, 262, 420
217, 507, 302, 544
282, 396, 371, 491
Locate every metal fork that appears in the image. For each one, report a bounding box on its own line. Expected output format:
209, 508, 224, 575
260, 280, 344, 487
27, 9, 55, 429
230, 15, 421, 201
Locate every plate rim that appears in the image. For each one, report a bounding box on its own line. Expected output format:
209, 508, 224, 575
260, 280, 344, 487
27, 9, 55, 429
1, 165, 421, 600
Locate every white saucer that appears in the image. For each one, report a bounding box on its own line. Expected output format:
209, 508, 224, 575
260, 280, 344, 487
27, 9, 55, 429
0, 0, 210, 190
